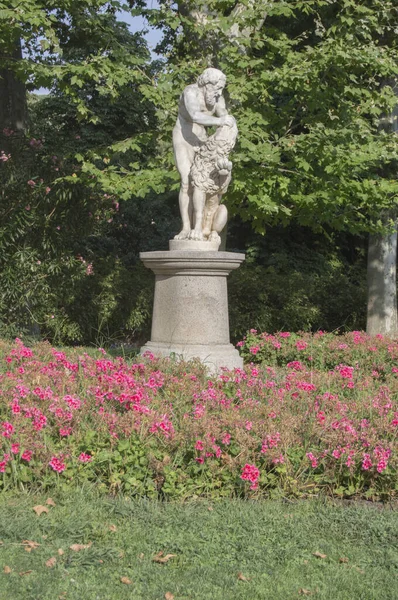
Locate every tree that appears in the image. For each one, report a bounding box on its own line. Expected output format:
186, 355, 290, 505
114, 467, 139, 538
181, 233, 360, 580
0, 1, 155, 341
124, 0, 398, 336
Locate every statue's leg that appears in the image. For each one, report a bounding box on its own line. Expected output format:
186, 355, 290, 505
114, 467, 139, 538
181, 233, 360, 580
202, 195, 218, 239
173, 129, 195, 240
209, 203, 227, 242
190, 187, 206, 241
174, 181, 192, 239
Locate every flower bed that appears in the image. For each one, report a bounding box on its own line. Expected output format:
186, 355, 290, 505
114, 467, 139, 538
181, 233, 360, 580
0, 332, 397, 500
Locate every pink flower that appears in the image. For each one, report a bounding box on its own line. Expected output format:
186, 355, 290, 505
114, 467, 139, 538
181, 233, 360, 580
45, 186, 51, 194
21, 450, 32, 462
0, 150, 11, 162
279, 332, 290, 338
245, 420, 253, 431
306, 452, 318, 468
78, 453, 92, 463
241, 463, 260, 490
195, 440, 204, 451
338, 365, 354, 379
377, 460, 387, 473
272, 454, 285, 464
27, 179, 35, 187
287, 361, 304, 371
296, 340, 308, 351
64, 395, 81, 410
0, 461, 6, 472
59, 427, 72, 437
2, 422, 14, 438
249, 346, 260, 355
49, 456, 66, 473
362, 453, 372, 471
11, 443, 19, 454
236, 341, 244, 347
222, 432, 231, 445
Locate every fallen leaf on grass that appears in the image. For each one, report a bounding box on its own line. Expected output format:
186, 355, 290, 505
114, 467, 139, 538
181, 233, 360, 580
45, 557, 57, 568
237, 572, 250, 582
299, 589, 312, 596
58, 549, 64, 556
19, 570, 33, 576
33, 505, 49, 516
22, 540, 40, 552
152, 552, 176, 564
165, 593, 174, 600
108, 524, 117, 533
69, 543, 92, 552
312, 551, 327, 559
138, 553, 144, 560
339, 557, 349, 564
3, 565, 12, 574
46, 498, 56, 507
356, 567, 365, 574
120, 577, 132, 585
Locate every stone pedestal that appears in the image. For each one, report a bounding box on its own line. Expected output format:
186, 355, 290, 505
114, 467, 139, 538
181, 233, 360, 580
140, 245, 245, 372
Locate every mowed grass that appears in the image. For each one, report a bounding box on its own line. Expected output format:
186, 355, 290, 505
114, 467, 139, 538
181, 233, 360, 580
0, 489, 397, 600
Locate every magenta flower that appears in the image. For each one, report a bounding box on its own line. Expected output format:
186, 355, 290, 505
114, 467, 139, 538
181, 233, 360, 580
21, 450, 33, 462
362, 453, 372, 471
241, 463, 260, 490
78, 453, 92, 463
2, 422, 14, 438
49, 456, 66, 473
306, 452, 318, 468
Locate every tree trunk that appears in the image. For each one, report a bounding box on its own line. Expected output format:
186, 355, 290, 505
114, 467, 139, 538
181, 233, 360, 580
366, 226, 398, 336
366, 83, 398, 337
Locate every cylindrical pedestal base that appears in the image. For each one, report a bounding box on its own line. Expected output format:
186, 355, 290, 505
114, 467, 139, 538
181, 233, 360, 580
140, 249, 245, 372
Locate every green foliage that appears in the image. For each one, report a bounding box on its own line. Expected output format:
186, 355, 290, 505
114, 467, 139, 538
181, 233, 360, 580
0, 337, 397, 502
127, 0, 398, 234
228, 226, 367, 338
0, 3, 160, 343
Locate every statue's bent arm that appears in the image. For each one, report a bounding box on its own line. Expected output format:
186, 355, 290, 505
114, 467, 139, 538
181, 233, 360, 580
215, 95, 228, 117
184, 88, 222, 127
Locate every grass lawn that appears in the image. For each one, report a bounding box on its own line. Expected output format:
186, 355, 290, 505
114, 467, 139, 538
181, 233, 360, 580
0, 489, 397, 600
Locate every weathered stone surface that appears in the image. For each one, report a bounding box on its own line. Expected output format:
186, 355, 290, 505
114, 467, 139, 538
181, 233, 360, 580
169, 239, 220, 251
173, 67, 237, 244
140, 250, 245, 372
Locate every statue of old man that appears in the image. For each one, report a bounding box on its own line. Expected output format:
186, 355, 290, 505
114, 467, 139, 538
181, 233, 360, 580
173, 68, 237, 243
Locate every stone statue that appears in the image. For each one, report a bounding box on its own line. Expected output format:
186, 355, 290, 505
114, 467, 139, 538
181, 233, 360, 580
173, 67, 237, 242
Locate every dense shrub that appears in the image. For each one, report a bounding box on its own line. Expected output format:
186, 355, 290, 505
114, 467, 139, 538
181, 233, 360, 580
0, 333, 396, 500
228, 233, 366, 339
